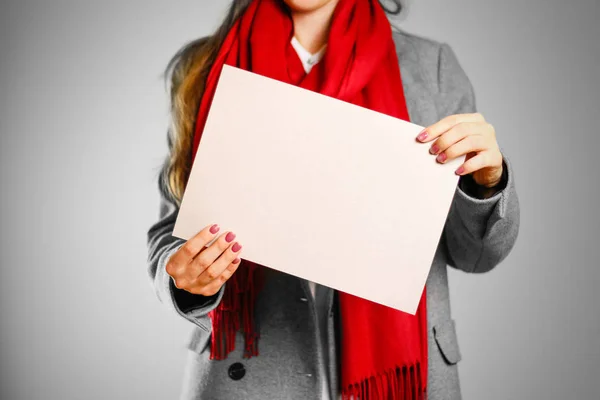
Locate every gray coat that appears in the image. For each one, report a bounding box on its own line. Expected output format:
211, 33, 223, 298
147, 28, 520, 400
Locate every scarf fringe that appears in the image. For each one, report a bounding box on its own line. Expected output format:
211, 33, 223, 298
208, 262, 263, 360
341, 363, 427, 400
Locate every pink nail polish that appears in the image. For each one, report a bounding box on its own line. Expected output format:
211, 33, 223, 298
436, 153, 447, 163
232, 242, 242, 252
455, 166, 465, 175
417, 130, 428, 141
210, 224, 220, 234
233, 258, 241, 265
430, 144, 439, 154
225, 232, 236, 243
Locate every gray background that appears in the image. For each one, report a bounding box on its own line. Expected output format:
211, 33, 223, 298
1, 0, 598, 399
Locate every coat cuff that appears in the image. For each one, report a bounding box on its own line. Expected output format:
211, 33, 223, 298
452, 154, 515, 239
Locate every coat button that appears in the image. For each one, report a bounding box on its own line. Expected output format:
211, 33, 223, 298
228, 362, 246, 381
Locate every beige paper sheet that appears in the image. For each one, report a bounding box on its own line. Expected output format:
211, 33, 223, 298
173, 65, 463, 314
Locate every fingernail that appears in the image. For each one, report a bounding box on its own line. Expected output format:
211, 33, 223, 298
225, 232, 236, 243
455, 166, 465, 175
210, 224, 220, 234
430, 144, 439, 154
232, 242, 242, 252
417, 130, 428, 141
436, 153, 447, 163
233, 258, 241, 265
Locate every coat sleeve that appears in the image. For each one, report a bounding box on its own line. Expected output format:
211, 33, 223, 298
436, 43, 521, 273
146, 161, 226, 328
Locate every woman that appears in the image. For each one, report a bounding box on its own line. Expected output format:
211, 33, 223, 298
147, 0, 520, 399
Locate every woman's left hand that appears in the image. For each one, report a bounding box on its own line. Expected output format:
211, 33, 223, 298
416, 113, 503, 188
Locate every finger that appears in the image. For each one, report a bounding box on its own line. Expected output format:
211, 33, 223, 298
455, 151, 495, 176
436, 134, 489, 164
166, 223, 221, 276
172, 242, 240, 293
189, 258, 242, 296
171, 275, 193, 291
416, 113, 485, 143
191, 231, 238, 275
196, 241, 243, 286
428, 122, 481, 155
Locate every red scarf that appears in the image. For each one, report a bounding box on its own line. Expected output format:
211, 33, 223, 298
191, 1, 428, 398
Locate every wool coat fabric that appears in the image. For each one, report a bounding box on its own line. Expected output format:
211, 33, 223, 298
147, 28, 521, 400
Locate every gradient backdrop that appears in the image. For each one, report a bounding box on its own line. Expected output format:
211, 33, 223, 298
1, 0, 599, 399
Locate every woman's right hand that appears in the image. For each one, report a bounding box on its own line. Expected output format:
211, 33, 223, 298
166, 224, 242, 296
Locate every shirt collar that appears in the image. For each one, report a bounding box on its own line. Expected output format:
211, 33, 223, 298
291, 36, 327, 74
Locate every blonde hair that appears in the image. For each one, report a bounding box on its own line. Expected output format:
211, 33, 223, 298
160, 1, 253, 204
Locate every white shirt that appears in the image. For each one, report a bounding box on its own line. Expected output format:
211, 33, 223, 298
291, 36, 336, 400
291, 36, 327, 75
